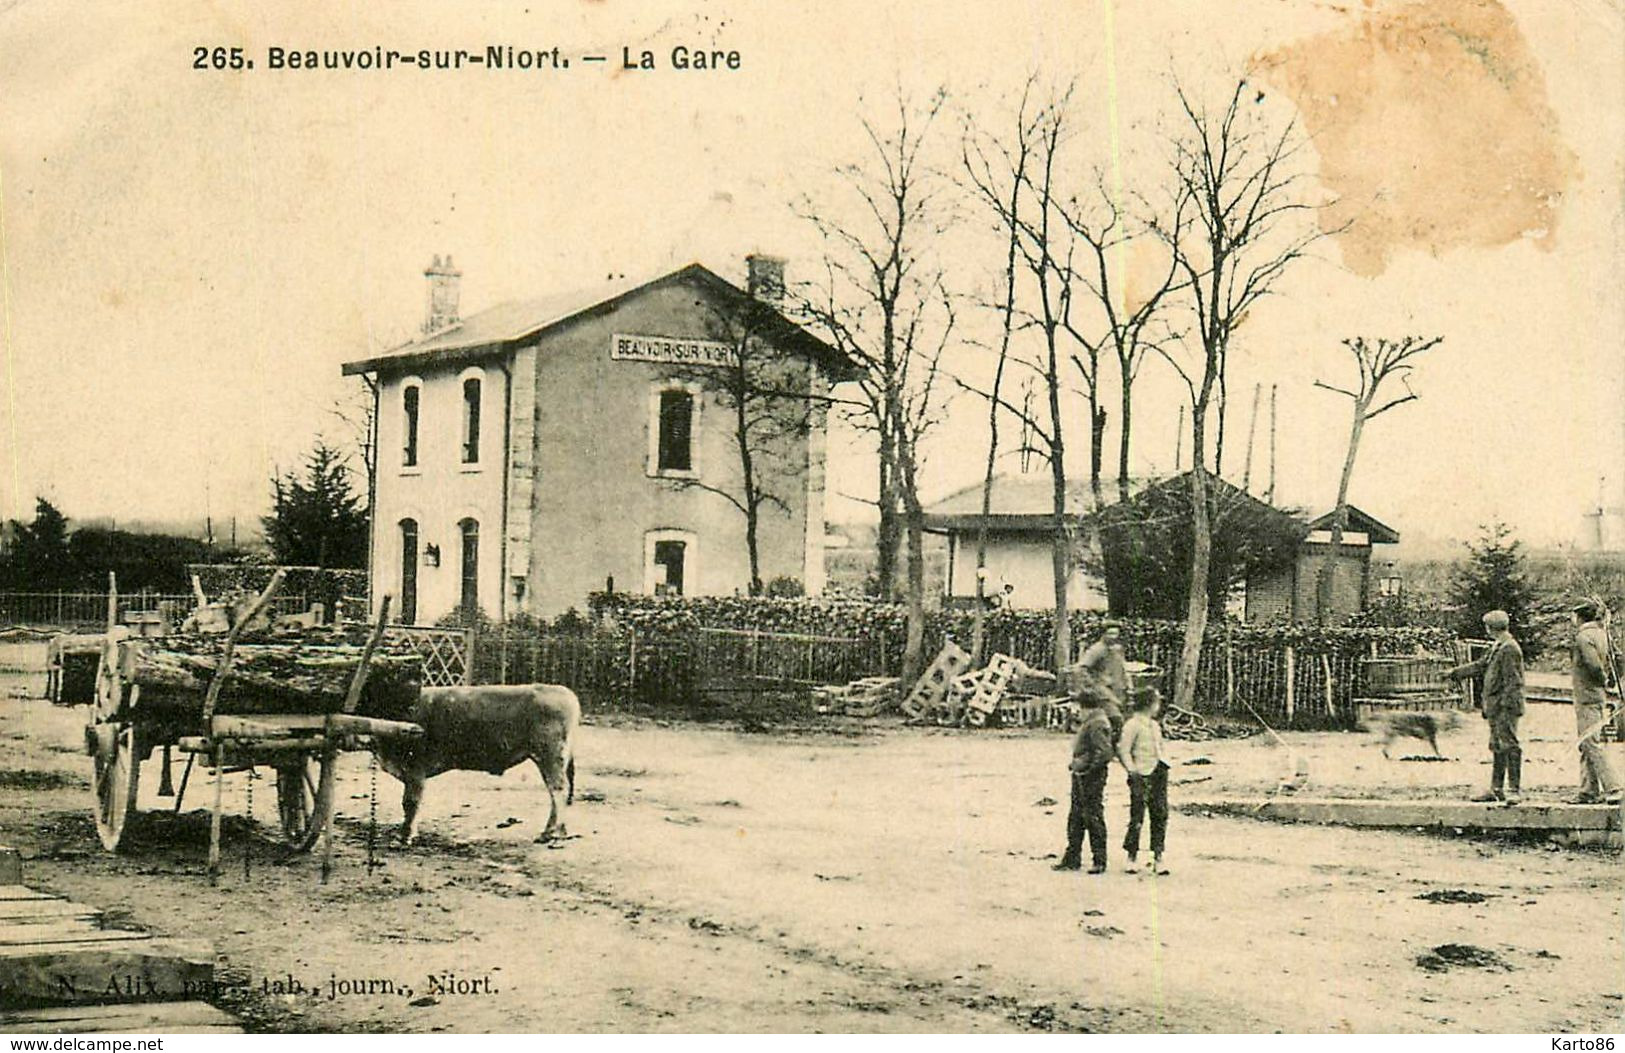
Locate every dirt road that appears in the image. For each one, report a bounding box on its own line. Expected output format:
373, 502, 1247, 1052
2, 663, 1621, 1033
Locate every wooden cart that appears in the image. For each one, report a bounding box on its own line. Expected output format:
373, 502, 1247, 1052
85, 572, 423, 875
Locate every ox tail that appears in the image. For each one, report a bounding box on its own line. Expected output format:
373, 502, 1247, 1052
567, 754, 575, 805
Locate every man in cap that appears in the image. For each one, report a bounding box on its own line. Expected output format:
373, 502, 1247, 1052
1079, 621, 1129, 708
1072, 621, 1128, 746
1444, 609, 1525, 805
1568, 600, 1622, 805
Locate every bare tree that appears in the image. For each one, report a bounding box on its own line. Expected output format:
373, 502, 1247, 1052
959, 81, 1040, 662
800, 88, 955, 684
660, 295, 820, 596
1312, 334, 1443, 621
955, 86, 1082, 673
1056, 179, 1186, 508
1152, 77, 1329, 713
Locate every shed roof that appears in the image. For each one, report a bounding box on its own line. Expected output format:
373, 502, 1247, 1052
1308, 506, 1401, 544
922, 469, 1312, 538
921, 472, 1131, 532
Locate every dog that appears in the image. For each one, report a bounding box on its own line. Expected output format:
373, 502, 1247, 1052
1366, 710, 1461, 759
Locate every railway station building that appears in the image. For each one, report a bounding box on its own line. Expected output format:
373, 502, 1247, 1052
342, 256, 853, 624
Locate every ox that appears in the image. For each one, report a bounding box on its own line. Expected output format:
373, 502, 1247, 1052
373, 683, 579, 845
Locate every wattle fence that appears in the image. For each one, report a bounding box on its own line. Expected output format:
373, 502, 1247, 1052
467, 609, 1455, 729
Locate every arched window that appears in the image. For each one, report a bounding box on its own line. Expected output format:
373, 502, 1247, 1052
461, 377, 482, 464
459, 518, 480, 620
402, 384, 421, 467
399, 519, 418, 625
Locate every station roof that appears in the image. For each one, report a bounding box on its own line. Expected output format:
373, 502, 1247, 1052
341, 262, 854, 380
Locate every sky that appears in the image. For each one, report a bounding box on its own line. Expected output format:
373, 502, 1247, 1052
0, 0, 1620, 551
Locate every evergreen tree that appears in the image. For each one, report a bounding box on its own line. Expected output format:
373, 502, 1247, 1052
262, 442, 368, 568
4, 497, 72, 588
1449, 521, 1539, 659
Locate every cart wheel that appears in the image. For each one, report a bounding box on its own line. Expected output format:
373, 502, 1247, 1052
277, 753, 336, 853
92, 723, 141, 851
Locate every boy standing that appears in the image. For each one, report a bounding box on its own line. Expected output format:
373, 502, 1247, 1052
1118, 687, 1171, 875
1054, 692, 1114, 874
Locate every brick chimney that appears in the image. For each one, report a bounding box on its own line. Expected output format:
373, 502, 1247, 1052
745, 253, 786, 303
423, 254, 462, 335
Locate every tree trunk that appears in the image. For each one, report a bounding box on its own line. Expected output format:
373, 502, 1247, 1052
1049, 404, 1072, 675
1316, 402, 1367, 624
875, 424, 901, 601
972, 392, 1002, 665
1117, 382, 1134, 507
745, 507, 763, 596
127, 641, 423, 723
738, 391, 764, 597
1089, 401, 1106, 513
1174, 411, 1211, 713
898, 441, 928, 687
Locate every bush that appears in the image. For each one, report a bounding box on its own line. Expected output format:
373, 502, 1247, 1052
764, 575, 805, 598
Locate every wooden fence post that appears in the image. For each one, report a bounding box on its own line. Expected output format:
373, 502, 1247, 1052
1322, 654, 1334, 719
1225, 630, 1235, 712
1284, 645, 1296, 724
463, 626, 477, 686
628, 629, 638, 694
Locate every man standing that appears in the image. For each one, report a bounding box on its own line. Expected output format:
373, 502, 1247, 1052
1568, 601, 1622, 805
1054, 692, 1114, 874
1078, 621, 1129, 708
1444, 609, 1525, 805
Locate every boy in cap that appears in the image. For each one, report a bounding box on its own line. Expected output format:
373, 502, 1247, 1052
1568, 600, 1622, 805
1054, 690, 1114, 874
1444, 609, 1525, 804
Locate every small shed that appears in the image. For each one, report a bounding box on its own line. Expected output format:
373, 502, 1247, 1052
1245, 505, 1401, 623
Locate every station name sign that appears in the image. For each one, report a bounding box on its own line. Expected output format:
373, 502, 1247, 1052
610, 333, 737, 368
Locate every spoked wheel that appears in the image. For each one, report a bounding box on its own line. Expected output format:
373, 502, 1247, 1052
92, 723, 142, 851
276, 751, 336, 853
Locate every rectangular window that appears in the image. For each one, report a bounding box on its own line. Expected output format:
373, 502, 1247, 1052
462, 378, 482, 464
459, 518, 480, 620
402, 387, 420, 467
653, 540, 686, 596
399, 519, 418, 625
657, 390, 693, 472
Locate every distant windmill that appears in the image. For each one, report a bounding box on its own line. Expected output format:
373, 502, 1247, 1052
1583, 475, 1625, 551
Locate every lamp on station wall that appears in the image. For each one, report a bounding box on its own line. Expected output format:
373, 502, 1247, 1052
424, 543, 441, 568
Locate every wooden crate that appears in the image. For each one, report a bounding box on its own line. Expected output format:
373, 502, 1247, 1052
1362, 656, 1452, 694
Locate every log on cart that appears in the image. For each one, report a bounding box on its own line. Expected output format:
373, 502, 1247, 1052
84, 573, 423, 868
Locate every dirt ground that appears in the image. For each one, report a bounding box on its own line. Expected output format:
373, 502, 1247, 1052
1, 649, 1622, 1034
